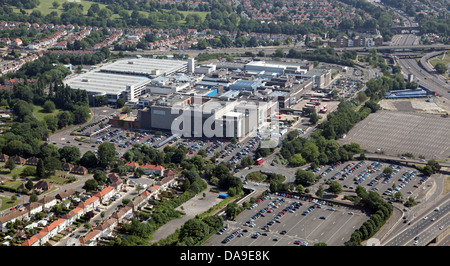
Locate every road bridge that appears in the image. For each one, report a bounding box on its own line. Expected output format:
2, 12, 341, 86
390, 26, 421, 34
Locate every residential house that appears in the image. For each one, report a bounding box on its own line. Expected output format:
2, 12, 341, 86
0, 208, 28, 232
148, 185, 160, 200
111, 206, 133, 224
79, 230, 101, 246
55, 188, 75, 202
108, 173, 123, 191
25, 156, 39, 166
127, 194, 147, 212
95, 217, 118, 238
77, 196, 100, 213
140, 164, 164, 176
0, 153, 9, 162
21, 231, 46, 246
61, 207, 84, 226
33, 180, 53, 194
39, 219, 66, 244
125, 161, 139, 171
25, 202, 43, 218
94, 186, 115, 204
9, 155, 26, 165
70, 165, 88, 175
39, 196, 58, 210
61, 162, 74, 172
158, 175, 177, 192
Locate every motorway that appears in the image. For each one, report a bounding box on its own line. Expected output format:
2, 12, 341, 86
390, 34, 420, 47
396, 57, 450, 100
382, 195, 450, 246
114, 43, 450, 58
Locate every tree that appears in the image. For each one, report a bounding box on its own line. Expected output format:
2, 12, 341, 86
116, 98, 125, 108
36, 158, 45, 179
93, 170, 107, 185
43, 100, 56, 113
316, 185, 324, 197
383, 167, 393, 175
295, 169, 316, 187
44, 156, 61, 174
13, 100, 33, 121
328, 181, 342, 195
30, 193, 39, 202
434, 62, 448, 74
84, 179, 98, 191
421, 165, 434, 176
52, 1, 60, 9
309, 109, 319, 125
179, 218, 210, 244
273, 48, 285, 58
5, 159, 16, 171
225, 202, 240, 219
289, 153, 306, 166
427, 160, 441, 173
97, 142, 116, 168
79, 150, 98, 168
59, 146, 81, 164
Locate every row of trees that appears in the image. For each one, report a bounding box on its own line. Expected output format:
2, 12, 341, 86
347, 186, 393, 245
286, 47, 356, 67
123, 143, 243, 197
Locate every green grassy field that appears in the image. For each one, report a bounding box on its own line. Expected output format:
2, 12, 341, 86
32, 104, 62, 122
18, 0, 209, 21
16, 0, 109, 16
179, 10, 209, 21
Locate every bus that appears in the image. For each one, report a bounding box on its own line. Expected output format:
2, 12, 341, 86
256, 158, 264, 165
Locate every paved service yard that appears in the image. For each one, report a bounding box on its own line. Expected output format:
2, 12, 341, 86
203, 194, 368, 246
340, 110, 450, 160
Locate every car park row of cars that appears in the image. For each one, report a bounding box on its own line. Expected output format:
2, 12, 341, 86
76, 113, 116, 136
181, 136, 261, 170
223, 192, 347, 245
314, 160, 428, 203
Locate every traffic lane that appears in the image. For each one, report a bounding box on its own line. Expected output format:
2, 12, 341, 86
383, 200, 450, 246
398, 58, 450, 100
407, 212, 449, 246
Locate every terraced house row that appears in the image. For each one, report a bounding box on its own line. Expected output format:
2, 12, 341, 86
2, 182, 161, 246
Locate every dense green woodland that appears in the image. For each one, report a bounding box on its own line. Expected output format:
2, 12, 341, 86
3, 0, 446, 39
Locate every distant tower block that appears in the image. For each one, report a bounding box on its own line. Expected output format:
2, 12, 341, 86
188, 58, 195, 73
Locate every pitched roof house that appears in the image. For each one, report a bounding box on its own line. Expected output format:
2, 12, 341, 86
61, 162, 74, 171
70, 165, 88, 175
140, 164, 164, 176
108, 173, 123, 191
33, 180, 53, 194
55, 188, 75, 201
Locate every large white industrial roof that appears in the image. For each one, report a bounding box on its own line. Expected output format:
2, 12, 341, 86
64, 71, 150, 95
100, 58, 187, 77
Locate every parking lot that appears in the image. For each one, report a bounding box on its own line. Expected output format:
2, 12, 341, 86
181, 136, 260, 166
311, 160, 432, 203
340, 110, 450, 160
203, 193, 368, 246
329, 77, 365, 99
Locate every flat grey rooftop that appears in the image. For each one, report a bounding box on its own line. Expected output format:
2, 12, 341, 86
340, 110, 450, 160
64, 71, 150, 95
100, 58, 187, 77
